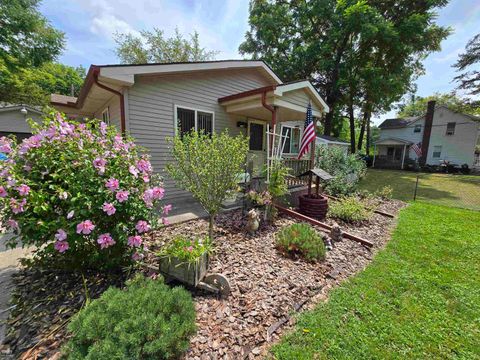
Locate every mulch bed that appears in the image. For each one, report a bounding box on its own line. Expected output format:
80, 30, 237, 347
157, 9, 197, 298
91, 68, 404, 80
1, 198, 404, 359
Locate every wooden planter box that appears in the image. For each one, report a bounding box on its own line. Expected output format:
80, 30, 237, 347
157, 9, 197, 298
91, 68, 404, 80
159, 252, 208, 287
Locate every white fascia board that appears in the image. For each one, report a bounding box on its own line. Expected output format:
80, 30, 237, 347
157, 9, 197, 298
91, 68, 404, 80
274, 81, 330, 113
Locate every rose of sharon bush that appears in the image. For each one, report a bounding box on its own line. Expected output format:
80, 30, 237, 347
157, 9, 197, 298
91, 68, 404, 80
0, 113, 171, 269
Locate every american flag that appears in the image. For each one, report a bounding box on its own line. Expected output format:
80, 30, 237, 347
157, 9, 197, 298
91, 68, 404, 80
411, 142, 422, 157
298, 102, 315, 159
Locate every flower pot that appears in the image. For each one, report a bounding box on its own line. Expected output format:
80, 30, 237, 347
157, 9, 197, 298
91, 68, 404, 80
159, 252, 208, 287
298, 194, 328, 220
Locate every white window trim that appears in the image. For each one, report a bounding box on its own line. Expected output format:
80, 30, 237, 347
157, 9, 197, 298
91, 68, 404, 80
280, 124, 302, 155
445, 122, 456, 136
173, 104, 215, 135
432, 145, 442, 158
102, 107, 110, 125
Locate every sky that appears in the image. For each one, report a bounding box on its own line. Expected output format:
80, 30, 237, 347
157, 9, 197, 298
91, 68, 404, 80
40, 0, 480, 125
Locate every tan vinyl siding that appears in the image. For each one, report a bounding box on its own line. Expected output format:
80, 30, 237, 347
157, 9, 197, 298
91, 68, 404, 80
280, 89, 322, 113
127, 68, 275, 201
93, 95, 122, 131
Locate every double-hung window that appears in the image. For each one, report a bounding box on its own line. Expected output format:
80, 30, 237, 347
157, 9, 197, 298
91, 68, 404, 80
446, 122, 456, 136
432, 145, 442, 158
175, 106, 214, 137
102, 107, 110, 125
281, 126, 301, 154
413, 124, 421, 133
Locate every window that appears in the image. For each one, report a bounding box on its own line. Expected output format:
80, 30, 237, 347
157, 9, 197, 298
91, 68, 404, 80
432, 145, 442, 158
175, 106, 214, 137
446, 122, 456, 135
281, 126, 301, 154
413, 124, 422, 133
102, 108, 110, 125
249, 123, 264, 151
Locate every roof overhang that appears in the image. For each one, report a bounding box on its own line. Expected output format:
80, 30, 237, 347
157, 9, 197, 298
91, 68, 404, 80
374, 137, 413, 146
218, 81, 329, 121
0, 104, 43, 115
316, 136, 349, 146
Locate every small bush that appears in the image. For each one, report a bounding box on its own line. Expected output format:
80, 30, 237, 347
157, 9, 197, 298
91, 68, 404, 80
328, 196, 373, 222
64, 275, 196, 360
276, 223, 326, 262
375, 185, 393, 200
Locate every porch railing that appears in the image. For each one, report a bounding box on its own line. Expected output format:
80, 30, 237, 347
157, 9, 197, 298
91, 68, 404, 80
281, 158, 311, 188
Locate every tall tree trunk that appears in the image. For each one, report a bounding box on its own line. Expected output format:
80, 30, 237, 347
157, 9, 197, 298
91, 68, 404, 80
348, 100, 356, 153
323, 105, 334, 135
209, 214, 214, 240
366, 112, 371, 156
357, 111, 368, 151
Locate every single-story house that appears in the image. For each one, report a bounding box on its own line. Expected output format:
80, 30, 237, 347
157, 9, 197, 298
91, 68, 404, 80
374, 101, 480, 170
0, 103, 43, 142
316, 135, 349, 153
51, 60, 329, 202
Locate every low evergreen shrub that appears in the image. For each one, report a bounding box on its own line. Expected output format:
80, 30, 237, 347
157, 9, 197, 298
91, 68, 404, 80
276, 223, 326, 262
64, 275, 196, 360
328, 196, 373, 222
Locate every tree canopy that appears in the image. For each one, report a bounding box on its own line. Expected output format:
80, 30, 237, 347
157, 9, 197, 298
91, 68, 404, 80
240, 0, 451, 152
454, 33, 480, 95
397, 92, 480, 117
114, 28, 218, 64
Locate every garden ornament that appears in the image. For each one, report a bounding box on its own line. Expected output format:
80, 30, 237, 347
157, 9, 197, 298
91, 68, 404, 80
246, 209, 260, 235
330, 224, 343, 243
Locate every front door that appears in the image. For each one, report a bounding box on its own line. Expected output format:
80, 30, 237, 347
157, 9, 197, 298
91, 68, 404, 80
247, 119, 266, 176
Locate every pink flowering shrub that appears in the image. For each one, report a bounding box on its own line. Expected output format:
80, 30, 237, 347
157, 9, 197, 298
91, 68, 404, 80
0, 113, 170, 269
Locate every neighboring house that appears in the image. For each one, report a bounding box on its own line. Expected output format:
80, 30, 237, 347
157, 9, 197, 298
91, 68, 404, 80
316, 135, 350, 153
0, 104, 43, 142
374, 101, 480, 169
51, 60, 329, 202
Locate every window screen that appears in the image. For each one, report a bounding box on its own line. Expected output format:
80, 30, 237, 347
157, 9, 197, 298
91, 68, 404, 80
177, 108, 195, 136
414, 124, 421, 133
249, 123, 264, 151
198, 111, 213, 135
432, 145, 442, 158
446, 122, 455, 135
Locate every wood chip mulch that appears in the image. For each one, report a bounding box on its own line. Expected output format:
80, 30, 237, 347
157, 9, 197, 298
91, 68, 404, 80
144, 199, 406, 359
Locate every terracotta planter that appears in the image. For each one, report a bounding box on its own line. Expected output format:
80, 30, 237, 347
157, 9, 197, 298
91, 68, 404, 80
298, 194, 328, 220
159, 252, 208, 287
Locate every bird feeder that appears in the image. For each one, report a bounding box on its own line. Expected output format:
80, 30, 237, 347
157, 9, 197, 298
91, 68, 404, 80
297, 168, 333, 220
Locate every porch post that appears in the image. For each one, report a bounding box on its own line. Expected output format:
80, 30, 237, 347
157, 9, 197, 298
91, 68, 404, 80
401, 144, 407, 169
372, 144, 377, 167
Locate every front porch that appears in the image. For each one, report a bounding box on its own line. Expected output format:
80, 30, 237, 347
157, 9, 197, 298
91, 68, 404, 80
373, 138, 412, 170
218, 80, 329, 183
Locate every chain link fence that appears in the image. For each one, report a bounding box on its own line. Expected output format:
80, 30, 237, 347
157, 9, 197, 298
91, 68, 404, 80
359, 170, 480, 211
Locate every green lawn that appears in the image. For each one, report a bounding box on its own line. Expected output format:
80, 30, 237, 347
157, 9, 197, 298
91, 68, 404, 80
358, 169, 480, 211
272, 203, 480, 359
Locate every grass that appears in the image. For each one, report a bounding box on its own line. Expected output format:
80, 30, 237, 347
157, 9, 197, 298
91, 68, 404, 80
358, 169, 480, 211
272, 203, 480, 359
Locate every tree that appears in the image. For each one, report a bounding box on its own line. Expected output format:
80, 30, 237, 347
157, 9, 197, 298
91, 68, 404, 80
239, 0, 450, 136
114, 28, 218, 64
0, 0, 64, 68
166, 130, 249, 240
454, 33, 480, 95
0, 62, 85, 105
397, 92, 480, 117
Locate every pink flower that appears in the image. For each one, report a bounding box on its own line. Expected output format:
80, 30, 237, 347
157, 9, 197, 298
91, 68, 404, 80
187, 246, 193, 252
10, 198, 26, 214
127, 235, 143, 247
0, 186, 7, 198
136, 159, 152, 173
55, 229, 67, 241
100, 122, 108, 136
7, 219, 18, 229
115, 190, 129, 203
67, 210, 74, 219
135, 220, 151, 234
105, 178, 119, 192
93, 158, 107, 175
132, 252, 144, 261
163, 204, 172, 215
102, 202, 116, 216
16, 184, 30, 196
7, 178, 16, 187
23, 164, 32, 172
54, 241, 69, 253
97, 233, 116, 249
142, 189, 154, 207
142, 174, 150, 183
0, 143, 12, 153
162, 217, 170, 226
76, 220, 95, 235
128, 165, 139, 178
151, 187, 165, 200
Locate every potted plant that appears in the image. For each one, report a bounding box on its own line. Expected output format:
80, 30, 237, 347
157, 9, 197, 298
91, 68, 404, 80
158, 235, 213, 287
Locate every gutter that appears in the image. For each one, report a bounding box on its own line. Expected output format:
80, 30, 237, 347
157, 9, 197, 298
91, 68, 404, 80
92, 68, 126, 135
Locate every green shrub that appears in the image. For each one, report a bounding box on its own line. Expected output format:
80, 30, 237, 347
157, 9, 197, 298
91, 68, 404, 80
375, 185, 393, 200
328, 196, 373, 222
314, 145, 366, 196
64, 276, 196, 360
276, 223, 326, 262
